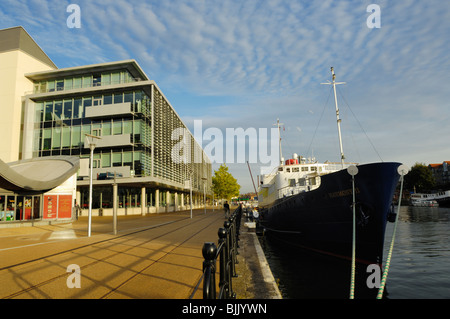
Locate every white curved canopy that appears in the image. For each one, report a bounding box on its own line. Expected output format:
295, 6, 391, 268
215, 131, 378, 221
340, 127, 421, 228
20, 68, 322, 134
0, 156, 79, 192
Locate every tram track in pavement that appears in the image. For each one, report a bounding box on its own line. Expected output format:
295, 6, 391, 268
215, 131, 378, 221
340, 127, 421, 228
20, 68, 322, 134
0, 211, 225, 299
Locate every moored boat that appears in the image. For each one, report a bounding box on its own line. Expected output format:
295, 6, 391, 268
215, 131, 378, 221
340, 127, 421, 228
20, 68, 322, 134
410, 191, 450, 207
257, 68, 403, 266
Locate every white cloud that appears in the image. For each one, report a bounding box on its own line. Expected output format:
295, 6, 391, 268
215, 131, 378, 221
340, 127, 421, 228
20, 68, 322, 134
1, 0, 450, 192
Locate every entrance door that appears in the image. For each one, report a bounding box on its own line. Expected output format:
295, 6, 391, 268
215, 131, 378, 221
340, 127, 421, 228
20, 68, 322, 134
6, 196, 15, 221
33, 196, 41, 219
16, 196, 24, 220
0, 196, 4, 221
24, 196, 33, 220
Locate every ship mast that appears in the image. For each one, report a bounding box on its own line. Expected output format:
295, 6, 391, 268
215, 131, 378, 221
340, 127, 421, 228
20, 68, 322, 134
274, 118, 284, 165
322, 67, 346, 168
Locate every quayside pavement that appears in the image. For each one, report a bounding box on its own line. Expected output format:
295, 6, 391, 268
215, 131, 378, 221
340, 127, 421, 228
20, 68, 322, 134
0, 209, 231, 299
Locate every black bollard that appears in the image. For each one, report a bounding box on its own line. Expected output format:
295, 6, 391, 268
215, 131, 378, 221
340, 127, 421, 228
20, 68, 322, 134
202, 242, 217, 299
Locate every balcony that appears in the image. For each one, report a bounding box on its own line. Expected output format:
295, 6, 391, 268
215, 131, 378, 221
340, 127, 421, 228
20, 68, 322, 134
29, 78, 143, 95
83, 134, 132, 148
85, 102, 132, 118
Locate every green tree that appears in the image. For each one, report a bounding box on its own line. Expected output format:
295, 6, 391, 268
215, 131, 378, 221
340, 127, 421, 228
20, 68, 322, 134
212, 164, 240, 200
404, 163, 436, 192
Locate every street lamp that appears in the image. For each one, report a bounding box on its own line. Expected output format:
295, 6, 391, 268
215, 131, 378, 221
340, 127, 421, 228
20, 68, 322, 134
186, 170, 193, 219
201, 177, 207, 215
85, 134, 101, 237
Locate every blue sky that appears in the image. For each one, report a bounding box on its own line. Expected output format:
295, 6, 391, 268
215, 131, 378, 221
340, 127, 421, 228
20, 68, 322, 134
2, 0, 450, 193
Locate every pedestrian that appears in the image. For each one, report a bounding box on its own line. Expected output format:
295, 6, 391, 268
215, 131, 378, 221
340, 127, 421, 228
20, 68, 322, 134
224, 201, 230, 218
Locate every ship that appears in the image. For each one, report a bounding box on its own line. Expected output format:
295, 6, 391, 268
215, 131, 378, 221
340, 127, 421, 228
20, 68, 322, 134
410, 191, 450, 207
257, 68, 403, 266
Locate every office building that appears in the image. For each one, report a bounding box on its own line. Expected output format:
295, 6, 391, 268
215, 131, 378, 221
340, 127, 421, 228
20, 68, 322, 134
0, 26, 211, 224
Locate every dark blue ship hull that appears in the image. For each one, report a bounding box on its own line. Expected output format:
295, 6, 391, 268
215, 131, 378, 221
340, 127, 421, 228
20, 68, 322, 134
259, 162, 401, 266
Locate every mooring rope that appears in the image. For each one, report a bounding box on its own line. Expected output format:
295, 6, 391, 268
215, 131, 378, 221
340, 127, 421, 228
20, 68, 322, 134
347, 165, 358, 299
349, 172, 357, 299
376, 168, 407, 299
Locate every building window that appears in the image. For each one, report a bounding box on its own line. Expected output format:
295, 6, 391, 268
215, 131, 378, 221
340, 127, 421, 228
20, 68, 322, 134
93, 74, 101, 86
48, 81, 55, 92
56, 80, 64, 91
134, 120, 141, 143
124, 91, 133, 104
62, 127, 71, 148
123, 152, 132, 166
35, 102, 43, 122
123, 121, 132, 134
44, 102, 53, 121
103, 94, 112, 105
102, 121, 111, 136
111, 72, 120, 85
73, 98, 82, 119
82, 124, 91, 140
63, 99, 72, 119
64, 78, 73, 90
113, 120, 122, 135
102, 153, 111, 168
114, 93, 123, 104
112, 152, 122, 167
93, 96, 102, 106
52, 127, 61, 149
73, 77, 82, 89
92, 127, 101, 137
134, 91, 142, 112
72, 126, 81, 147
54, 101, 62, 120
43, 128, 51, 150
102, 73, 111, 85
82, 76, 91, 88
83, 97, 92, 117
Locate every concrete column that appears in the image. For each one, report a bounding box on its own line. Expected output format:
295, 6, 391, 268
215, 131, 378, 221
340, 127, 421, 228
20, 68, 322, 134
174, 192, 178, 212
166, 190, 170, 213
141, 186, 146, 216
155, 189, 159, 213
181, 193, 184, 210
113, 183, 118, 235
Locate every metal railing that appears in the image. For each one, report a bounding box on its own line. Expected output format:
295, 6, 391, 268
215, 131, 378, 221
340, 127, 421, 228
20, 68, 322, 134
199, 205, 242, 299
26, 78, 143, 95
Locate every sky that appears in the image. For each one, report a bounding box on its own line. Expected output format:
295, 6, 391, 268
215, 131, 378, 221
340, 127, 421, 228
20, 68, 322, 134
1, 0, 449, 193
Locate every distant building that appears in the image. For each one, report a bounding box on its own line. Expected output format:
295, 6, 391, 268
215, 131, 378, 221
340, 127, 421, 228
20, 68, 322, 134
0, 26, 211, 225
428, 161, 450, 186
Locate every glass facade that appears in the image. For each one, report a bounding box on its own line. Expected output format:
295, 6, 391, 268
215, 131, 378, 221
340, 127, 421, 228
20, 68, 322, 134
33, 70, 136, 94
33, 88, 152, 176
0, 194, 41, 221
26, 62, 212, 215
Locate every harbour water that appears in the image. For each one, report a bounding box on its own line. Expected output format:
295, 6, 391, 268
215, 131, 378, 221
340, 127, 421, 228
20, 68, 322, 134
259, 206, 450, 299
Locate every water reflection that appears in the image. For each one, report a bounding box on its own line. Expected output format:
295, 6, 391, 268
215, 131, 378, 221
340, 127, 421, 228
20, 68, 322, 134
259, 235, 381, 299
382, 206, 450, 298
400, 206, 450, 223
260, 206, 450, 299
